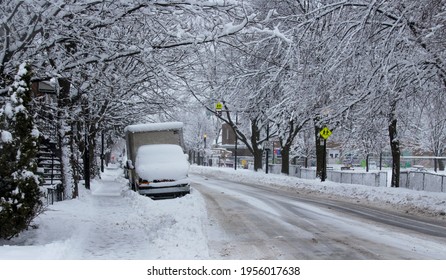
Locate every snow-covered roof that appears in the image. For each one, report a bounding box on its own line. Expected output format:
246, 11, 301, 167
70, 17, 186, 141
124, 122, 183, 133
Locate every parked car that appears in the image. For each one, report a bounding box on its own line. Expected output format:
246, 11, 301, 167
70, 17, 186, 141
133, 144, 190, 198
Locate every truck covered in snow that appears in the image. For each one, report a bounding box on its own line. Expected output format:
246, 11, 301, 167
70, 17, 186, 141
124, 122, 190, 198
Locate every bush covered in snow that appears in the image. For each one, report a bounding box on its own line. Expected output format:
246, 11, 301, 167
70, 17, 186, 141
0, 63, 43, 239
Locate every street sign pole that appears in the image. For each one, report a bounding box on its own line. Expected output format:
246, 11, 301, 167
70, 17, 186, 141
265, 149, 269, 174
319, 126, 332, 182
322, 138, 327, 182
266, 124, 269, 174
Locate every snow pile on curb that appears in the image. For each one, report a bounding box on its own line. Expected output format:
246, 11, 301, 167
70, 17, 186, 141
121, 188, 209, 259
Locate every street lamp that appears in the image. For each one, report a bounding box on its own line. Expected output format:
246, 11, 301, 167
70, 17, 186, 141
204, 133, 207, 149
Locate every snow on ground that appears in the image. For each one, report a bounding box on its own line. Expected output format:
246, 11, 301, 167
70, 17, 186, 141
0, 164, 445, 260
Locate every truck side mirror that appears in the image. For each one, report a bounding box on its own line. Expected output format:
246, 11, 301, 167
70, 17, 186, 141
126, 160, 134, 170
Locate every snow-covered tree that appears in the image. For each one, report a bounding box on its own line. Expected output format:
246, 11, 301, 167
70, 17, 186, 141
1, 0, 250, 194
0, 63, 42, 239
295, 0, 445, 186
406, 87, 446, 171
1, 0, 445, 195
185, 0, 300, 171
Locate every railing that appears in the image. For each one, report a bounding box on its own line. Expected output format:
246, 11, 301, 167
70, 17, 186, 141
400, 171, 446, 193
327, 170, 388, 187
235, 161, 446, 193
286, 165, 446, 192
287, 166, 388, 187
43, 184, 64, 205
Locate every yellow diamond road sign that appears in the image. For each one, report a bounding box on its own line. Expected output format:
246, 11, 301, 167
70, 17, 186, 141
215, 102, 223, 111
320, 127, 332, 140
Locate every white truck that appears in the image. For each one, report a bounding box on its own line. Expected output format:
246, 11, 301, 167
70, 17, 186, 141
124, 122, 190, 198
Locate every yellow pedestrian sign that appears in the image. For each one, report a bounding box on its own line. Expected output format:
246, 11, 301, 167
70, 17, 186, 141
215, 102, 223, 111
320, 127, 332, 140
215, 102, 223, 116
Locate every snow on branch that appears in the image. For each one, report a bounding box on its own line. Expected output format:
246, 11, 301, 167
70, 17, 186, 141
250, 24, 293, 44
152, 13, 255, 49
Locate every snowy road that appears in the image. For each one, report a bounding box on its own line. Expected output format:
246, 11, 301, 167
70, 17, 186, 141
191, 174, 446, 259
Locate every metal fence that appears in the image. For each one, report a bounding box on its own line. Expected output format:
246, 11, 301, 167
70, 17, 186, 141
327, 170, 388, 187
43, 183, 65, 205
287, 166, 388, 187
248, 163, 446, 192
400, 171, 446, 193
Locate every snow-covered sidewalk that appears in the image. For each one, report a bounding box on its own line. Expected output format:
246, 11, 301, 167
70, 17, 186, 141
0, 166, 209, 259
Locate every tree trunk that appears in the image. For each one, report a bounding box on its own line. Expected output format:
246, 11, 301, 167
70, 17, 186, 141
88, 127, 98, 178
281, 146, 290, 175
253, 148, 263, 171
439, 159, 445, 171
57, 78, 75, 198
69, 128, 79, 198
366, 154, 370, 172
250, 121, 263, 171
315, 123, 324, 179
388, 118, 400, 188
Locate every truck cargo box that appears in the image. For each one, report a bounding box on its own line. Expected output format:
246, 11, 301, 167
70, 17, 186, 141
124, 122, 189, 198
